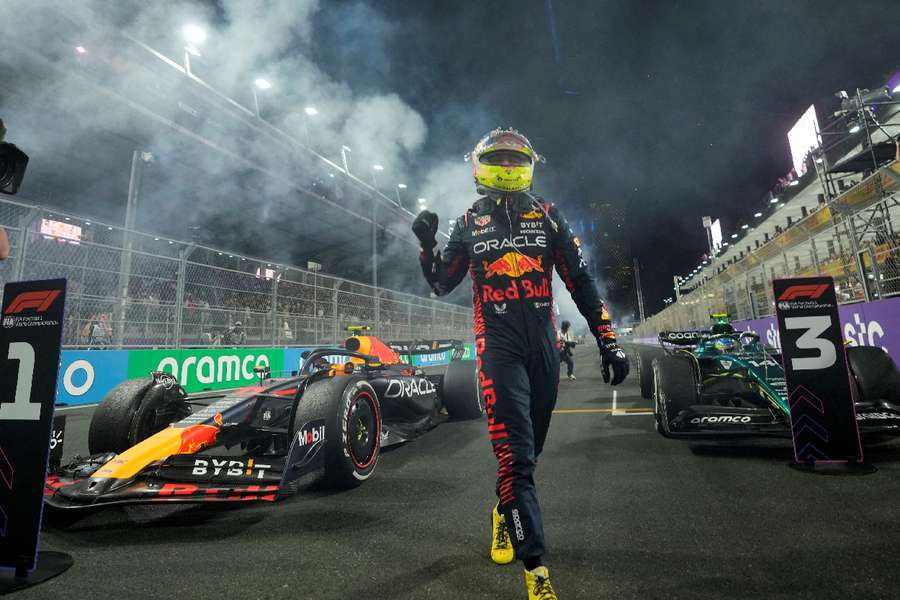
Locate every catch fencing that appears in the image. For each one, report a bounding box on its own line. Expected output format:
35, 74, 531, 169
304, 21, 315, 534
636, 161, 900, 335
0, 197, 472, 348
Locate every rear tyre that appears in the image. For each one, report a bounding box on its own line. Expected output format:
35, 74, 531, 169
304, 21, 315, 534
88, 378, 190, 454
846, 346, 900, 404
294, 376, 381, 489
441, 359, 484, 420
653, 355, 698, 438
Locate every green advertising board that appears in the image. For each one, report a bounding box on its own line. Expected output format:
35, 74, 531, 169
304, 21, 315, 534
126, 347, 285, 393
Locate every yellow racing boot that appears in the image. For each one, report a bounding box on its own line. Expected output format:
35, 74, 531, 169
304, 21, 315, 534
490, 504, 515, 565
524, 566, 557, 600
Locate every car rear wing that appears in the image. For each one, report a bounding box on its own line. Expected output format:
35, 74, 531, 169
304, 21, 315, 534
658, 330, 708, 349
387, 339, 467, 364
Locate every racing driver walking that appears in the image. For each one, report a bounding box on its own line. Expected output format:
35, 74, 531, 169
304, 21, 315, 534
412, 128, 629, 599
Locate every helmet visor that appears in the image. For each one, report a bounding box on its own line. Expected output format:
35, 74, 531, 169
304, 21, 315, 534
479, 150, 532, 167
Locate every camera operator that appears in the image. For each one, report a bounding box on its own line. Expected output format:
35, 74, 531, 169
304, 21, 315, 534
1, 117, 31, 258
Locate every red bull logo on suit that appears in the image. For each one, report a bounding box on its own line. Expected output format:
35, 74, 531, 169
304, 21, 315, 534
483, 252, 544, 278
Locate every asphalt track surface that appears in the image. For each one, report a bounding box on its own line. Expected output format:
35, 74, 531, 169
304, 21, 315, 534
23, 345, 900, 599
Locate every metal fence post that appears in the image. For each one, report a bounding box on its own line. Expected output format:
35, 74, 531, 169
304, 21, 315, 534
173, 245, 192, 349
809, 235, 821, 274
12, 207, 40, 281
745, 271, 757, 320
333, 280, 341, 343
313, 272, 318, 345
271, 271, 279, 345
867, 242, 884, 299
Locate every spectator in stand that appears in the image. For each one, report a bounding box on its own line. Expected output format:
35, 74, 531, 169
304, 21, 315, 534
223, 321, 246, 345
0, 227, 8, 260
82, 312, 113, 348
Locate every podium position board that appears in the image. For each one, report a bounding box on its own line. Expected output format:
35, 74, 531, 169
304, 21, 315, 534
0, 279, 66, 574
773, 277, 862, 464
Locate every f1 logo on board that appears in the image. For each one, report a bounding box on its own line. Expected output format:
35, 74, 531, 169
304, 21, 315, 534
777, 284, 829, 301
4, 290, 61, 314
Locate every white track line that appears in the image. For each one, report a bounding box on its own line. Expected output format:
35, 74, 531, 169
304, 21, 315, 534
610, 389, 654, 416
55, 404, 98, 411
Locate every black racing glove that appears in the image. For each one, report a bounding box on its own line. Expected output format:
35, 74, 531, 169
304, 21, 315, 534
598, 339, 629, 385
412, 210, 439, 249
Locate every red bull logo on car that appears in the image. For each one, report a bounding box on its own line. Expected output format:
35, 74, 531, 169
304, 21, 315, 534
483, 252, 544, 278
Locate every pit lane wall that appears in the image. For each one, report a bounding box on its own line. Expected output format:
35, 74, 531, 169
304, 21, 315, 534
56, 344, 476, 406
629, 295, 900, 358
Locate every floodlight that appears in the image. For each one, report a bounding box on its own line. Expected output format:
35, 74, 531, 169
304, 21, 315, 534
182, 24, 207, 45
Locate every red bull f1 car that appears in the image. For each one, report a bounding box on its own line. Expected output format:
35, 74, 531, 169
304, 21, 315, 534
637, 320, 900, 439
45, 333, 482, 509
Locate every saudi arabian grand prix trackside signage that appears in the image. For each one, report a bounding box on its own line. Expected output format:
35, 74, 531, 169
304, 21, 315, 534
774, 277, 862, 464
0, 279, 66, 573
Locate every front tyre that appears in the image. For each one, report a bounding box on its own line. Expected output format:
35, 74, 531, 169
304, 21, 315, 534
295, 376, 381, 489
653, 355, 698, 438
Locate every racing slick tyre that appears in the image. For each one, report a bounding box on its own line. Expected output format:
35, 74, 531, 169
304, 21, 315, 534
638, 350, 654, 400
653, 355, 699, 438
88, 377, 191, 455
846, 346, 900, 404
294, 376, 381, 489
441, 359, 484, 420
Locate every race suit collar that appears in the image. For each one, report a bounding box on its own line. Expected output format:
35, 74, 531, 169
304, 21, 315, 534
472, 193, 533, 215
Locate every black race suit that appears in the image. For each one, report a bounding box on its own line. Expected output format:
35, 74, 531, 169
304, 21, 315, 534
419, 193, 616, 559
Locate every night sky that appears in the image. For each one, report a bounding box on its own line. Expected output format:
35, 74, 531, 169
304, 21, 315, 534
311, 0, 900, 313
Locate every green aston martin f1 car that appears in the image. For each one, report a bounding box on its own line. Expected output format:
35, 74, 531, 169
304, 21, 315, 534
637, 315, 900, 438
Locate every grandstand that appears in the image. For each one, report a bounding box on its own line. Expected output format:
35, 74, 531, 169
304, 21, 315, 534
637, 84, 900, 335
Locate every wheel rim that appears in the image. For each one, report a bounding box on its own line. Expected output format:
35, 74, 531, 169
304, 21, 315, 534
347, 392, 378, 469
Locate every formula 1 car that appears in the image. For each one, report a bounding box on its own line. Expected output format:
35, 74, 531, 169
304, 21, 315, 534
637, 317, 900, 439
45, 333, 483, 509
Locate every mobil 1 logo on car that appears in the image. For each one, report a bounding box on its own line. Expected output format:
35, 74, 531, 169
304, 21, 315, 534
773, 277, 863, 465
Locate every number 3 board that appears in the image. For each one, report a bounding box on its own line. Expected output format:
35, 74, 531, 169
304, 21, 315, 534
774, 277, 862, 463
